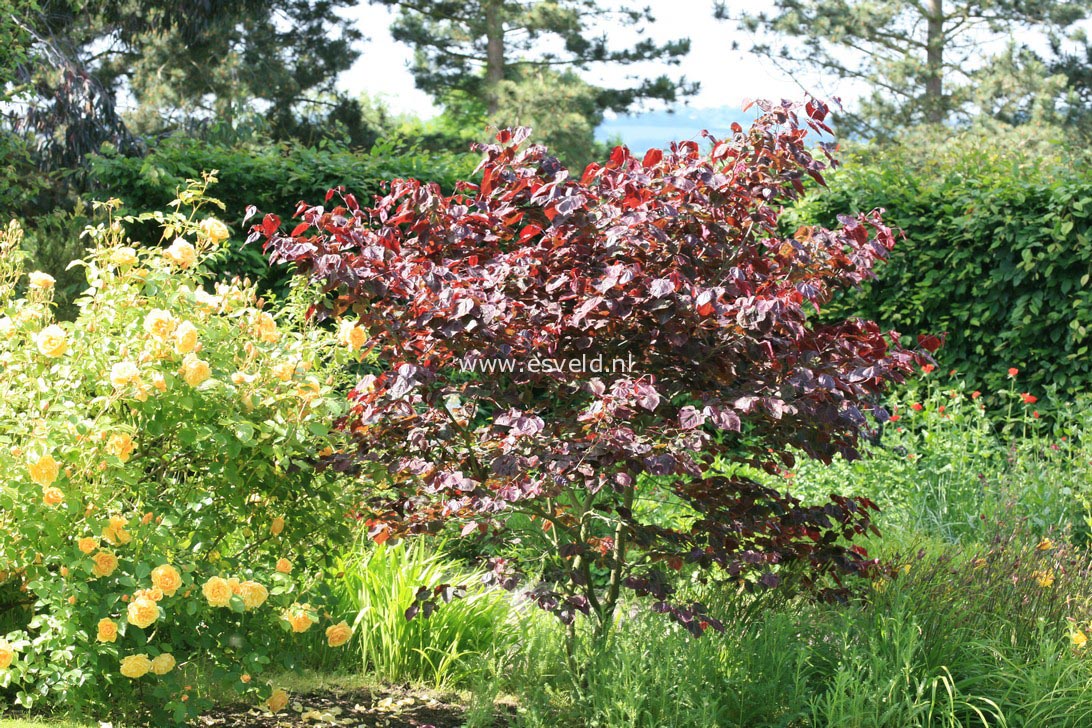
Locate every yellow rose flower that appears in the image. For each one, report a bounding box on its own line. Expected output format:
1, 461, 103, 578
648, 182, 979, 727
150, 653, 176, 675
96, 618, 118, 643
271, 361, 296, 382
106, 433, 135, 463
194, 288, 221, 313
267, 688, 289, 713
110, 246, 138, 267
275, 558, 293, 574
135, 587, 164, 602
77, 536, 98, 555
270, 517, 285, 536
296, 378, 321, 402
282, 604, 316, 633
325, 621, 352, 648
28, 271, 55, 289
102, 515, 132, 545
251, 311, 279, 343
199, 218, 230, 244
127, 596, 158, 629
110, 360, 141, 388
120, 654, 152, 679
151, 564, 182, 597
35, 324, 68, 357
143, 309, 177, 340
173, 320, 198, 354
0, 640, 14, 669
42, 486, 65, 507
1074, 629, 1088, 648
164, 238, 197, 268
180, 353, 212, 387
151, 372, 167, 392
202, 576, 233, 607
27, 453, 60, 486
92, 551, 119, 578
231, 371, 257, 386
337, 319, 367, 351
238, 580, 269, 611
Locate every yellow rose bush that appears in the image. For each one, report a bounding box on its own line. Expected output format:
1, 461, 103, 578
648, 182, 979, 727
0, 182, 361, 723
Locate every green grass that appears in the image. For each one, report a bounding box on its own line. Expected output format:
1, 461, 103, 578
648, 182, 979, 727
463, 528, 1092, 727
321, 537, 520, 688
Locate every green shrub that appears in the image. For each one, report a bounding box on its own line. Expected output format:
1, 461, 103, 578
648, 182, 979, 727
789, 125, 1092, 397
87, 136, 477, 298
0, 184, 361, 723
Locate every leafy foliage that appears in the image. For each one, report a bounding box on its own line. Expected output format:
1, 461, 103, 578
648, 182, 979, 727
0, 184, 360, 723
789, 125, 1092, 396
258, 100, 930, 643
86, 136, 477, 300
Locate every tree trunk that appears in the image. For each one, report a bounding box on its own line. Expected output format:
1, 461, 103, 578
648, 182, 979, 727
924, 0, 944, 123
484, 0, 505, 116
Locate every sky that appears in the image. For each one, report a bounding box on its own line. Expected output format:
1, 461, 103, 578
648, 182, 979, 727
335, 0, 846, 121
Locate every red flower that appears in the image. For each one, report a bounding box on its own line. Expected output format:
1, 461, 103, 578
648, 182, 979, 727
921, 363, 935, 374
889, 414, 900, 422
971, 391, 981, 399
910, 403, 923, 411
1033, 410, 1040, 419
938, 405, 946, 413
1008, 367, 1019, 378
1021, 393, 1037, 404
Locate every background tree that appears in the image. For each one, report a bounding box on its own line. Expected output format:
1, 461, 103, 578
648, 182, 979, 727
0, 0, 36, 92
373, 0, 696, 165
429, 67, 609, 166
1048, 31, 1092, 137
716, 0, 1089, 137
4, 0, 367, 171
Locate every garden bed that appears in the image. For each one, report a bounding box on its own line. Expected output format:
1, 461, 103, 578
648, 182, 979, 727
197, 686, 510, 728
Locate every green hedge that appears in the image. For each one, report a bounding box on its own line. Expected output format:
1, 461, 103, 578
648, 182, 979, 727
88, 135, 478, 297
790, 126, 1092, 397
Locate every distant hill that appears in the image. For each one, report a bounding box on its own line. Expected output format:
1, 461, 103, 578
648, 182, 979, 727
595, 106, 756, 153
